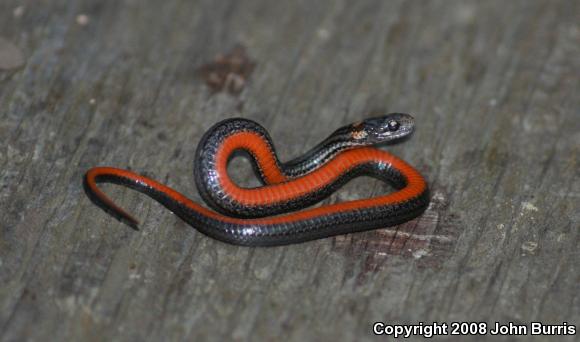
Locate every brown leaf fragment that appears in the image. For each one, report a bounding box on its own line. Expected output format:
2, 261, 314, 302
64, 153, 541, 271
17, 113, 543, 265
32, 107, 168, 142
198, 45, 256, 95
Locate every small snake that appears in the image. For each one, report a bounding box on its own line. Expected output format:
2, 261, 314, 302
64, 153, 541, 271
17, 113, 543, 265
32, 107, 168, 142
84, 113, 429, 246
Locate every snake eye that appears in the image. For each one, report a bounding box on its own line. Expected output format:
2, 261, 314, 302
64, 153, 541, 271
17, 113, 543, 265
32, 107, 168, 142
387, 120, 400, 132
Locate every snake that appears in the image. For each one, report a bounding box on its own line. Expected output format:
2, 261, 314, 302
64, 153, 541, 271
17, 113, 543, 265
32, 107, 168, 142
84, 113, 429, 246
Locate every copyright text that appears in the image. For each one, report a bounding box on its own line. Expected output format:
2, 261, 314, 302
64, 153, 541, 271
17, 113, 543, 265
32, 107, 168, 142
372, 322, 576, 338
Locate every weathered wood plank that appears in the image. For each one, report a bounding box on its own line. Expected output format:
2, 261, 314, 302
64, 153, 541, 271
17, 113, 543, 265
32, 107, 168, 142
0, 0, 578, 341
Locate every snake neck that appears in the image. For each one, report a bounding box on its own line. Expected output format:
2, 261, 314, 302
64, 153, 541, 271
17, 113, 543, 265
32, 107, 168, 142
282, 134, 363, 178
194, 118, 363, 186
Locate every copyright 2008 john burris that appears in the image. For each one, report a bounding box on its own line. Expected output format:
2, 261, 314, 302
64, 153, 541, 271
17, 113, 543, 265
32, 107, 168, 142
372, 321, 576, 338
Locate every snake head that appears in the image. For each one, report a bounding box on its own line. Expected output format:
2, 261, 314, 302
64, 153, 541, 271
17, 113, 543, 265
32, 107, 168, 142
351, 113, 415, 145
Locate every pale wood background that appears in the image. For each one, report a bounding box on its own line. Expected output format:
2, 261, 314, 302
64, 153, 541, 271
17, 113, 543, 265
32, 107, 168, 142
0, 0, 578, 341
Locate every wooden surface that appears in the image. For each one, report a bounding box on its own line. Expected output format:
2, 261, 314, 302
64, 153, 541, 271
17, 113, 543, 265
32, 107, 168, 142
1, 0, 578, 341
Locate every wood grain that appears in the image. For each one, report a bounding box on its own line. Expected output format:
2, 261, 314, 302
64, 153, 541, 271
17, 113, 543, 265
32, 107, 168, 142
0, 0, 578, 341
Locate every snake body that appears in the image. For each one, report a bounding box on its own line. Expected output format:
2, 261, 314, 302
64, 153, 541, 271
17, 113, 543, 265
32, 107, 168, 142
85, 113, 429, 246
